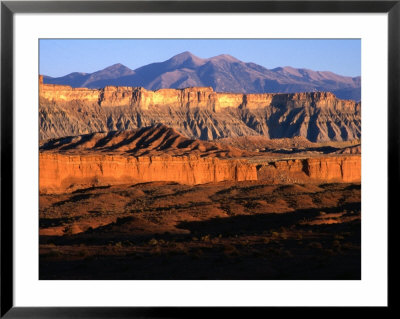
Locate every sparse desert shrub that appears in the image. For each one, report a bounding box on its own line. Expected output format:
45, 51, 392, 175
271, 231, 279, 238
115, 242, 123, 248
297, 233, 303, 240
148, 238, 158, 246
241, 239, 249, 246
223, 244, 239, 256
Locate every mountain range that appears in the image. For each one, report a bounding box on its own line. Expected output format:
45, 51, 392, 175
43, 51, 361, 101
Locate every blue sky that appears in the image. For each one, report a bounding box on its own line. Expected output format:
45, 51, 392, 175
40, 39, 361, 77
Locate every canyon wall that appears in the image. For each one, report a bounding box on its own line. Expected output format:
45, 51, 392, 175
39, 81, 361, 142
40, 78, 359, 112
39, 152, 360, 194
39, 77, 361, 142
39, 153, 258, 194
39, 77, 361, 143
257, 155, 361, 184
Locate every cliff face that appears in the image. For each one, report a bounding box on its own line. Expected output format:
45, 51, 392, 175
39, 153, 360, 194
39, 153, 258, 194
262, 156, 361, 183
39, 81, 361, 142
38, 125, 360, 193
275, 156, 361, 182
40, 81, 358, 112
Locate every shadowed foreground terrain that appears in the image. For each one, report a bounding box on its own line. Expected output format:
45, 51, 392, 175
39, 181, 360, 280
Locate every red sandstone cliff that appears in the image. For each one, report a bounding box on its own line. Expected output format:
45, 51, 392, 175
39, 125, 360, 194
39, 125, 258, 193
39, 152, 361, 194
257, 156, 361, 184
39, 153, 258, 194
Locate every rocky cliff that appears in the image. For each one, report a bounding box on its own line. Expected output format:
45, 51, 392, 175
256, 155, 361, 184
39, 79, 361, 143
39, 125, 360, 193
39, 125, 258, 193
39, 154, 258, 194
39, 152, 360, 194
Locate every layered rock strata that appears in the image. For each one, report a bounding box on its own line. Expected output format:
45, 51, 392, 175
39, 78, 361, 142
257, 155, 361, 184
39, 153, 258, 194
39, 152, 360, 194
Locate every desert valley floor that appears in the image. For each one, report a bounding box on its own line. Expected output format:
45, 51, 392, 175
40, 180, 360, 280
39, 126, 361, 280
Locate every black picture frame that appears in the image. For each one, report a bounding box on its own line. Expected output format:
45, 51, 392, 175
1, 1, 395, 317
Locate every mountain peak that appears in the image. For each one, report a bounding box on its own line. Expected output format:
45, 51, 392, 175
102, 63, 132, 72
91, 63, 135, 80
209, 54, 240, 63
173, 51, 197, 59
167, 51, 204, 66
272, 66, 303, 76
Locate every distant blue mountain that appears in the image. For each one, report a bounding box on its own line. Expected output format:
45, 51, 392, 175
43, 51, 361, 101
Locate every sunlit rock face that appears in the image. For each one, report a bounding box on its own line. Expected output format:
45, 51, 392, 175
38, 123, 360, 193
39, 152, 360, 194
39, 153, 258, 194
258, 156, 361, 183
38, 125, 258, 193
39, 80, 361, 143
